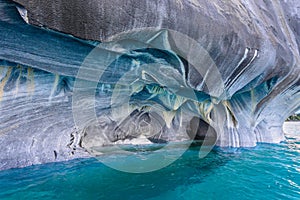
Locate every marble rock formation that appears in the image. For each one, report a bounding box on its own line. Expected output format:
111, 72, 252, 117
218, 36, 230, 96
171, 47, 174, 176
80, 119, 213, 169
0, 0, 299, 170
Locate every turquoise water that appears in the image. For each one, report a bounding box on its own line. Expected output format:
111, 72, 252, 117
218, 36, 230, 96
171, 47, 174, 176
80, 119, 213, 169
0, 129, 299, 200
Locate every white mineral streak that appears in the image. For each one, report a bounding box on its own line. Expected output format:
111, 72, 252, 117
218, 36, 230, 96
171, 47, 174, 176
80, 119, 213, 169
0, 0, 298, 170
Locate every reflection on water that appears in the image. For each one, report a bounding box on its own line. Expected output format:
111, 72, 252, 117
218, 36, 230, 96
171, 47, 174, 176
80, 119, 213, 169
284, 122, 300, 153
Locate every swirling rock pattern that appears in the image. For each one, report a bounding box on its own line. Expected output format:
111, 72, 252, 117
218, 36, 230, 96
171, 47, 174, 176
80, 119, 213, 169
0, 0, 299, 170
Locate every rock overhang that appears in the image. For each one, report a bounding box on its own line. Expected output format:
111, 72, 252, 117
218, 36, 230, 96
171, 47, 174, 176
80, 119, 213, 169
0, 0, 299, 170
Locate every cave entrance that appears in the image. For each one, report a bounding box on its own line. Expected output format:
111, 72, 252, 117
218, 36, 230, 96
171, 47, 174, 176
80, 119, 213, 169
186, 117, 217, 146
286, 113, 300, 121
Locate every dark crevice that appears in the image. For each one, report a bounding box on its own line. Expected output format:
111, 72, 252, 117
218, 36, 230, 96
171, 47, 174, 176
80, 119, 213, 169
186, 117, 217, 141
53, 150, 57, 160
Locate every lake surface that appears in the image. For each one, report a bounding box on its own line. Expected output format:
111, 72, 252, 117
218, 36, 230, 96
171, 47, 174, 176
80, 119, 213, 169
0, 122, 299, 200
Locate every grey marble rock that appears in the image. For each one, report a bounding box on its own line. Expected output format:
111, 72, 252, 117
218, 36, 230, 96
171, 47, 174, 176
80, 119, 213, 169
0, 0, 299, 170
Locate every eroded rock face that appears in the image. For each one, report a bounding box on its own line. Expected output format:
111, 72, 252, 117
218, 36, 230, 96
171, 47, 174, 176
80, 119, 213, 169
0, 0, 299, 170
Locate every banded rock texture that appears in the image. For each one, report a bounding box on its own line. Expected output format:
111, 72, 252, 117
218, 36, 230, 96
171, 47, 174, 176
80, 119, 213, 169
0, 0, 299, 170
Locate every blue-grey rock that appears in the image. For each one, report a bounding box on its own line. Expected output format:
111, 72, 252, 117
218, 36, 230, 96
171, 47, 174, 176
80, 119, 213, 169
0, 0, 299, 170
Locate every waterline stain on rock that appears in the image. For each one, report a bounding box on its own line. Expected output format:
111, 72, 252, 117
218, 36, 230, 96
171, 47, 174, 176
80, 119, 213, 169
26, 67, 34, 96
0, 66, 12, 102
